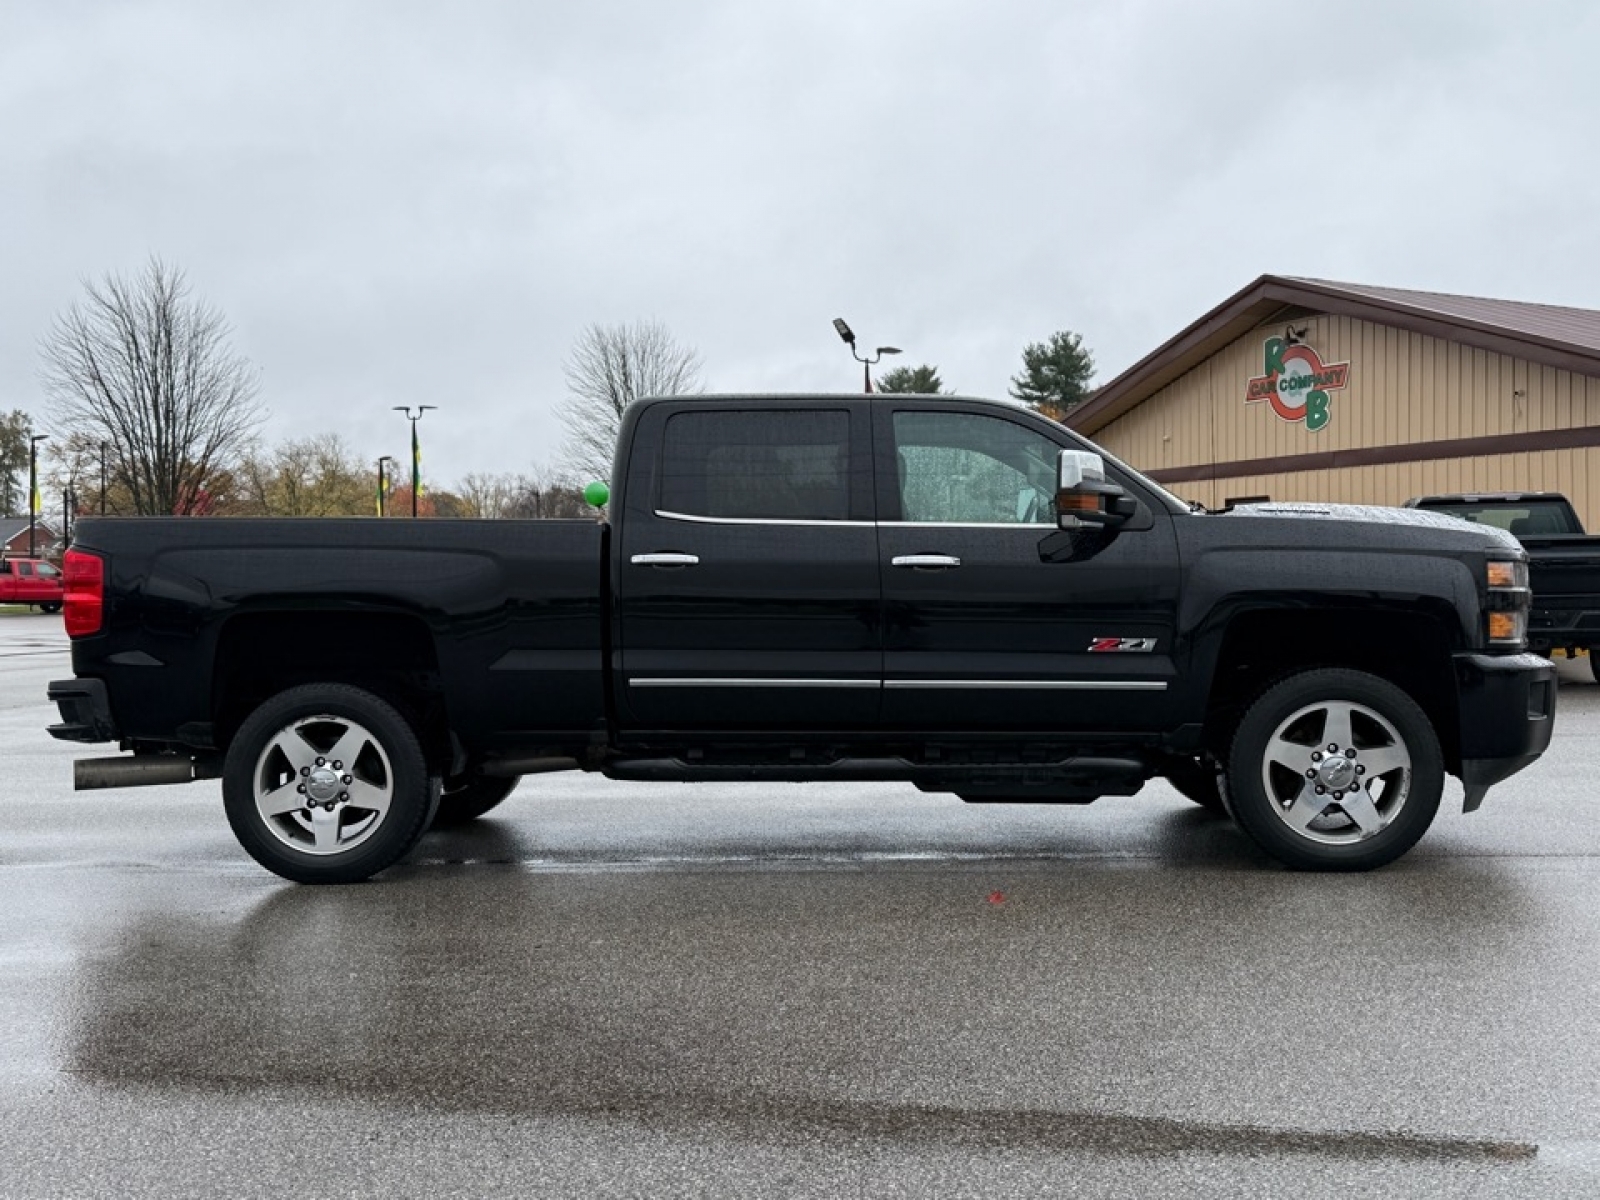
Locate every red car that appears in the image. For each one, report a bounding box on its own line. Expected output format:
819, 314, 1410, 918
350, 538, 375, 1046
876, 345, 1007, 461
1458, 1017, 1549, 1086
0, 557, 64, 612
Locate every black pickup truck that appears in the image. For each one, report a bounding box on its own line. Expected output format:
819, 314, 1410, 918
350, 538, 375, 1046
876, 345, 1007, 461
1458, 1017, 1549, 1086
49, 394, 1554, 882
1405, 491, 1600, 681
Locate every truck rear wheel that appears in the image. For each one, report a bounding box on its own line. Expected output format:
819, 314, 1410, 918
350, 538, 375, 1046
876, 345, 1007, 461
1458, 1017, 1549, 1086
222, 684, 436, 884
433, 774, 519, 827
1226, 669, 1442, 871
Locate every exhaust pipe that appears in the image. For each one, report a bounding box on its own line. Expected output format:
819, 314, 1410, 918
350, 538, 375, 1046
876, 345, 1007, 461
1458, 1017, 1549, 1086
74, 755, 196, 791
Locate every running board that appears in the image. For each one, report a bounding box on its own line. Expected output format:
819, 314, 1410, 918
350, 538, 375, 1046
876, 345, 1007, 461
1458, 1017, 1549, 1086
601, 754, 1149, 797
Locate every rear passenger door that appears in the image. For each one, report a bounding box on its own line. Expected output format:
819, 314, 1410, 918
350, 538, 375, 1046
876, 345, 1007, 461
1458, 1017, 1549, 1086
616, 401, 882, 732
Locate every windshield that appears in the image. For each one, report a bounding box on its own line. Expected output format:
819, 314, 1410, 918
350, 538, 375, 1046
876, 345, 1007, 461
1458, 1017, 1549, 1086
1418, 498, 1581, 537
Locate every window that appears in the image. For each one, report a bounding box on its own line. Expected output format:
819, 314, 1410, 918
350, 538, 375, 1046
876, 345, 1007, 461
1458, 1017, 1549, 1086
660, 410, 851, 521
1428, 500, 1580, 537
892, 410, 1058, 524
35, 562, 60, 579
16, 562, 32, 577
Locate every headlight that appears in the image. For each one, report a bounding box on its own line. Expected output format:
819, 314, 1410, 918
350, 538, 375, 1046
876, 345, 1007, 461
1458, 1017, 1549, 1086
1485, 558, 1531, 647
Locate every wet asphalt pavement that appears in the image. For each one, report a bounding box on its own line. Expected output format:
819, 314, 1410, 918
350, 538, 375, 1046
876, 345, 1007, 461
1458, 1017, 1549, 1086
4, 614, 1600, 1197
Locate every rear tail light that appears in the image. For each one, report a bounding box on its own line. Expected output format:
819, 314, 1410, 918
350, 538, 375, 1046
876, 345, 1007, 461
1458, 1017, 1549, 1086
63, 549, 105, 638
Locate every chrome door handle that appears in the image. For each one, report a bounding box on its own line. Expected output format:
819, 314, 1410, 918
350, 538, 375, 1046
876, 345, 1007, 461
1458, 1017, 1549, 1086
631, 552, 700, 567
891, 554, 962, 569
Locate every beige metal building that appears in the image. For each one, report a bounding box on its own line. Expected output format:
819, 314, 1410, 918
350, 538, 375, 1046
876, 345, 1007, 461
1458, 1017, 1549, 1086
1067, 276, 1600, 528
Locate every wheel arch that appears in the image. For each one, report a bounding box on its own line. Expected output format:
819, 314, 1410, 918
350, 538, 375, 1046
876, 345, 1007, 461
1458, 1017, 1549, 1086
211, 609, 450, 770
1199, 603, 1463, 774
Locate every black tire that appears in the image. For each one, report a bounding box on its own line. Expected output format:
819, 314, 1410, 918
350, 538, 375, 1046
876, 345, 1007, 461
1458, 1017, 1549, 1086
1589, 652, 1600, 686
433, 773, 519, 827
1165, 756, 1228, 813
222, 683, 436, 884
1226, 668, 1443, 871
39, 602, 61, 614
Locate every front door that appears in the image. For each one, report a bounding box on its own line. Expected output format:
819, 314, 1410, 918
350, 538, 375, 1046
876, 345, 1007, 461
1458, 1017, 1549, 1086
874, 403, 1181, 735
617, 401, 882, 732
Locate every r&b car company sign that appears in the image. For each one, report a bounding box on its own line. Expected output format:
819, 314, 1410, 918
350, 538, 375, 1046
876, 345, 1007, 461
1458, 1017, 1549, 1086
1245, 335, 1349, 432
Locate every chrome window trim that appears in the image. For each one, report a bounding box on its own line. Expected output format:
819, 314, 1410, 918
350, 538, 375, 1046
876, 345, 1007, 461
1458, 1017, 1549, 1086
878, 521, 1058, 530
653, 510, 1058, 530
654, 509, 873, 528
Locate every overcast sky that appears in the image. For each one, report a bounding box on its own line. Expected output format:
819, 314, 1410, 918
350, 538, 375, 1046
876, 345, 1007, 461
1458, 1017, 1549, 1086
5, 1, 1598, 491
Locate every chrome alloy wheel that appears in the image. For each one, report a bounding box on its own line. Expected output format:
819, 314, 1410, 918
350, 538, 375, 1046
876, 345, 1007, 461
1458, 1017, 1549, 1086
1259, 700, 1412, 845
252, 713, 396, 855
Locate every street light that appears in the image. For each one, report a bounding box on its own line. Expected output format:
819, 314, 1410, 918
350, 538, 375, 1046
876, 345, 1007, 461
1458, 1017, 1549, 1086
376, 456, 394, 517
28, 433, 47, 556
99, 441, 108, 515
832, 318, 900, 393
392, 406, 436, 518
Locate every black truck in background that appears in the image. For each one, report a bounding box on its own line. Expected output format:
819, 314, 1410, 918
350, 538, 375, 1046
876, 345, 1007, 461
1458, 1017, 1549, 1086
49, 394, 1555, 883
1405, 491, 1600, 682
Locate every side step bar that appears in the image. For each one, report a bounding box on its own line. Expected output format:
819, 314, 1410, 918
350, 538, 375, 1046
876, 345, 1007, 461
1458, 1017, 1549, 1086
601, 754, 1149, 797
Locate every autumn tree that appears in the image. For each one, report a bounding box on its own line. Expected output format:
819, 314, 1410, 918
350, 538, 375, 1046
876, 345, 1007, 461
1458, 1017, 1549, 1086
230, 435, 374, 516
39, 259, 264, 515
1009, 330, 1096, 420
559, 320, 702, 483
876, 365, 948, 395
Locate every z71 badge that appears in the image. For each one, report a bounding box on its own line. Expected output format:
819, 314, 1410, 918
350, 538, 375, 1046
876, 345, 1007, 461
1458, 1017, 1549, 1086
1088, 637, 1158, 653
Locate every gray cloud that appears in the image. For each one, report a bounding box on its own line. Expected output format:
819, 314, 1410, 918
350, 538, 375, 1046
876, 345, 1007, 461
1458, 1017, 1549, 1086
5, 0, 1597, 488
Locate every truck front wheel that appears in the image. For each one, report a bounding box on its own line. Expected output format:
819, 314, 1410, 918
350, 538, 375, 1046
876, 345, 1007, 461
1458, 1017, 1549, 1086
222, 684, 436, 884
1226, 669, 1443, 871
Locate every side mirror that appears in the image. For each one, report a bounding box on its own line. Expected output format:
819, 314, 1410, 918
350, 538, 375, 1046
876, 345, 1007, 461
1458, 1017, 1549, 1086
1057, 449, 1135, 530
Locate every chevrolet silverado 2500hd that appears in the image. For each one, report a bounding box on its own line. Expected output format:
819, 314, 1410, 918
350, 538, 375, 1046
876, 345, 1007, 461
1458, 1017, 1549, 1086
48, 394, 1555, 882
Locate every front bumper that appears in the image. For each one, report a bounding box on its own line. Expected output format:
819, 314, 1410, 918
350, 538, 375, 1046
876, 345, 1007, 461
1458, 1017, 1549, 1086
47, 678, 119, 744
1454, 652, 1556, 812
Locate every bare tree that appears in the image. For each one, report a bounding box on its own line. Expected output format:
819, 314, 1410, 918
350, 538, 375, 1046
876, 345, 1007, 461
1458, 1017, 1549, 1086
559, 320, 703, 483
499, 466, 592, 518
457, 471, 524, 519
39, 259, 264, 515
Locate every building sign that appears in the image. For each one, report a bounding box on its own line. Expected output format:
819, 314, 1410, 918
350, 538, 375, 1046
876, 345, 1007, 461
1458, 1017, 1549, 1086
1245, 336, 1349, 432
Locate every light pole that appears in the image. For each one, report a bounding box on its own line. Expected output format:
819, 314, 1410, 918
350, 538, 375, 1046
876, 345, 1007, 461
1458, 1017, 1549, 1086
28, 433, 47, 556
392, 406, 436, 517
376, 456, 394, 517
99, 442, 108, 515
832, 318, 900, 393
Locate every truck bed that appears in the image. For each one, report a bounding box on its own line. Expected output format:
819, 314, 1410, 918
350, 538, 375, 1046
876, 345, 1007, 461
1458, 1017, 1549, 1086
63, 517, 610, 760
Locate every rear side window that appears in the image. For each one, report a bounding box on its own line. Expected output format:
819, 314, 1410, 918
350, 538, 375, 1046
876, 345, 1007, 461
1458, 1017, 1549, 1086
660, 410, 851, 520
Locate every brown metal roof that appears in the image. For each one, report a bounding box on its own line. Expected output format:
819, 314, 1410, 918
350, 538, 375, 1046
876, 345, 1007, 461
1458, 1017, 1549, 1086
1066, 275, 1600, 435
